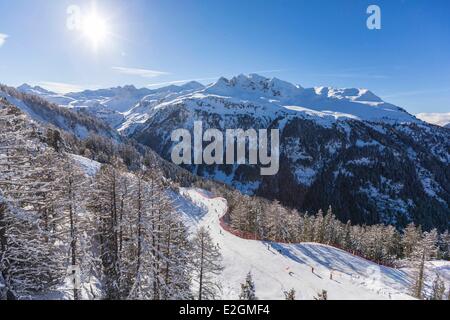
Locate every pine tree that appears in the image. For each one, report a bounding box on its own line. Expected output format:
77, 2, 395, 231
430, 274, 445, 300
160, 219, 193, 300
438, 230, 450, 260
191, 227, 223, 300
230, 198, 248, 233
88, 164, 122, 299
401, 223, 422, 259
239, 272, 257, 300
267, 200, 288, 242
343, 221, 353, 251
0, 106, 64, 298
58, 158, 96, 300
313, 210, 325, 243
284, 288, 296, 300
323, 206, 335, 245
314, 289, 328, 300
410, 229, 438, 299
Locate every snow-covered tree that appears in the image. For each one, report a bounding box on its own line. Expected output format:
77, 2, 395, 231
88, 164, 123, 299
410, 229, 439, 299
314, 289, 328, 300
191, 227, 223, 300
57, 159, 96, 300
438, 230, 450, 260
239, 271, 257, 300
0, 106, 64, 298
313, 209, 325, 243
401, 223, 422, 259
430, 274, 446, 300
284, 288, 296, 300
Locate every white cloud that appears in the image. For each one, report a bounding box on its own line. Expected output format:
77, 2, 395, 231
0, 33, 8, 47
416, 112, 450, 127
38, 81, 91, 94
112, 67, 169, 78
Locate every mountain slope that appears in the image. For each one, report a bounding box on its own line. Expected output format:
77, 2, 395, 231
176, 188, 450, 300
19, 82, 206, 130
130, 74, 450, 231
1, 84, 119, 140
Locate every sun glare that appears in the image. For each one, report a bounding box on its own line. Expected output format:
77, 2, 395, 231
82, 9, 108, 50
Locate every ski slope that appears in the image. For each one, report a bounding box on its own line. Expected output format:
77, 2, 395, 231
176, 188, 423, 300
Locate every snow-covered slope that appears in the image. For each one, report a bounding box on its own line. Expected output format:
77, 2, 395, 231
175, 188, 450, 300
17, 82, 206, 130
69, 153, 102, 177
118, 81, 205, 134
17, 84, 75, 106
0, 86, 119, 140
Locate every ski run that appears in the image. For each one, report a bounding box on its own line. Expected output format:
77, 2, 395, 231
175, 188, 449, 300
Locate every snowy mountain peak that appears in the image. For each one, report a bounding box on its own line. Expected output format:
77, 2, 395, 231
315, 86, 383, 103
180, 81, 205, 91
121, 84, 138, 91
206, 73, 304, 100
17, 83, 54, 95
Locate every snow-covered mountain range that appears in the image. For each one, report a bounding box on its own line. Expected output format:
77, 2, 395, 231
5, 74, 450, 230
0, 84, 119, 140
16, 74, 419, 132
17, 81, 206, 130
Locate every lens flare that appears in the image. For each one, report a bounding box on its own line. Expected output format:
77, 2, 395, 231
82, 9, 108, 50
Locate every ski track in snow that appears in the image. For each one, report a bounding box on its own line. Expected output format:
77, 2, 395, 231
177, 188, 449, 300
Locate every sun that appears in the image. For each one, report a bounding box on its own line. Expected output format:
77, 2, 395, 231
82, 9, 109, 50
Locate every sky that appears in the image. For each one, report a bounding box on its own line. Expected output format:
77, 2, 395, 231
0, 0, 449, 114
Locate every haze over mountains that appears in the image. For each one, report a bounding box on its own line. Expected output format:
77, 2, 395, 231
2, 73, 449, 231
416, 112, 450, 128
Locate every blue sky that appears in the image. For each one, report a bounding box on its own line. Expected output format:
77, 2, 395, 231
0, 0, 449, 114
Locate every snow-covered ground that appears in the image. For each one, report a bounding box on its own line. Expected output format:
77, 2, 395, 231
69, 154, 102, 177
176, 188, 450, 300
